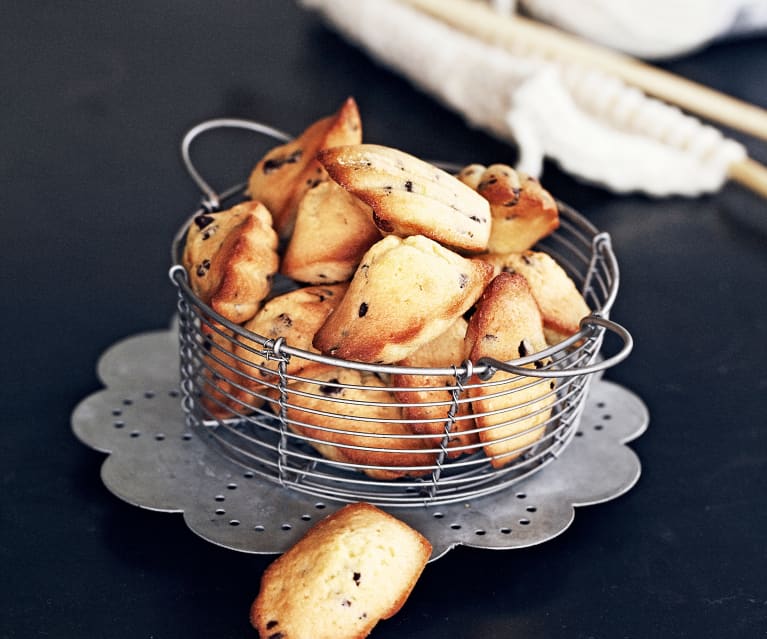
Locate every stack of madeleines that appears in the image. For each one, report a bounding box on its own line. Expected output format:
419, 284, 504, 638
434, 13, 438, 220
182, 97, 591, 475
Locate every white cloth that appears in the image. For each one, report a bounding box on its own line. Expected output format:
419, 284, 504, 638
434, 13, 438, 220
517, 0, 767, 59
301, 0, 746, 196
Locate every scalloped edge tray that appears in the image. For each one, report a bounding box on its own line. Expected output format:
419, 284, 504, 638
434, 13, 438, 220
72, 323, 648, 560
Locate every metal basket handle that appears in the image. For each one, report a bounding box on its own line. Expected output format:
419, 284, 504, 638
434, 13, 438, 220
476, 314, 633, 380
180, 118, 291, 210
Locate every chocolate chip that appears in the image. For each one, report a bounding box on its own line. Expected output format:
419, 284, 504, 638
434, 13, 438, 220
196, 259, 211, 277
358, 302, 368, 317
483, 334, 498, 341
193, 214, 215, 229
372, 211, 394, 232
342, 600, 352, 607
266, 621, 278, 630
319, 379, 342, 395
534, 359, 545, 369
404, 180, 413, 192
263, 149, 302, 173
312, 289, 334, 303
458, 273, 468, 288
518, 340, 529, 357
503, 188, 521, 207
353, 571, 361, 585
469, 215, 483, 223
522, 254, 533, 265
277, 313, 292, 327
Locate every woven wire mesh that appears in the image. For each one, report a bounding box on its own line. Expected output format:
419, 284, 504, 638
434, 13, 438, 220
171, 195, 623, 507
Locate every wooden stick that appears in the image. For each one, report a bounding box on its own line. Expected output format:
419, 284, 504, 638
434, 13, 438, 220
729, 157, 767, 200
403, 0, 767, 143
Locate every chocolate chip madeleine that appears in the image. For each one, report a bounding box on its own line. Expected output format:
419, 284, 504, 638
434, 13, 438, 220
283, 367, 434, 480
281, 180, 381, 284
318, 144, 491, 253
313, 234, 494, 364
251, 502, 431, 639
235, 283, 348, 385
392, 317, 478, 459
458, 163, 559, 253
247, 97, 362, 238
465, 272, 555, 469
483, 250, 590, 345
182, 200, 279, 324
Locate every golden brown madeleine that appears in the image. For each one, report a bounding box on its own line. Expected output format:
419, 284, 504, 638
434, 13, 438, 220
318, 144, 491, 253
182, 200, 279, 324
197, 320, 262, 419
461, 163, 559, 253
283, 367, 434, 480
251, 502, 431, 639
482, 250, 590, 345
246, 97, 362, 238
281, 180, 382, 284
313, 235, 494, 364
465, 272, 555, 469
234, 283, 348, 388
455, 163, 486, 190
392, 317, 478, 459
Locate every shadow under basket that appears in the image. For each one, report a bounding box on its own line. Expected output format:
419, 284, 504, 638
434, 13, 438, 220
168, 119, 633, 508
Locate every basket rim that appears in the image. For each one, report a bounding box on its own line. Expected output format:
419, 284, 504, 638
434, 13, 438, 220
171, 198, 624, 379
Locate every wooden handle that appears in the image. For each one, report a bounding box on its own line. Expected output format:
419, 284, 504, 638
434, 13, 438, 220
404, 0, 767, 142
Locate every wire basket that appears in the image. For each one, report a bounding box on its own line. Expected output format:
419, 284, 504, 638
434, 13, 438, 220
168, 119, 633, 507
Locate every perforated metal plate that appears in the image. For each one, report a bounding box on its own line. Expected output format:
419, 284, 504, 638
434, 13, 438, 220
72, 323, 648, 560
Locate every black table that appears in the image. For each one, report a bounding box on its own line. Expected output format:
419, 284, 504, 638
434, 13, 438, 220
4, 2, 766, 637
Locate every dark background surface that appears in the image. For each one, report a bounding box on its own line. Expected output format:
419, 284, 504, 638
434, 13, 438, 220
3, 1, 766, 637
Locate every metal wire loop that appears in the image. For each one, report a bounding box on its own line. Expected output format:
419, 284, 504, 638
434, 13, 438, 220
427, 361, 473, 498
583, 231, 614, 299
168, 264, 187, 286
476, 313, 632, 380
275, 345, 290, 486
180, 118, 292, 208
